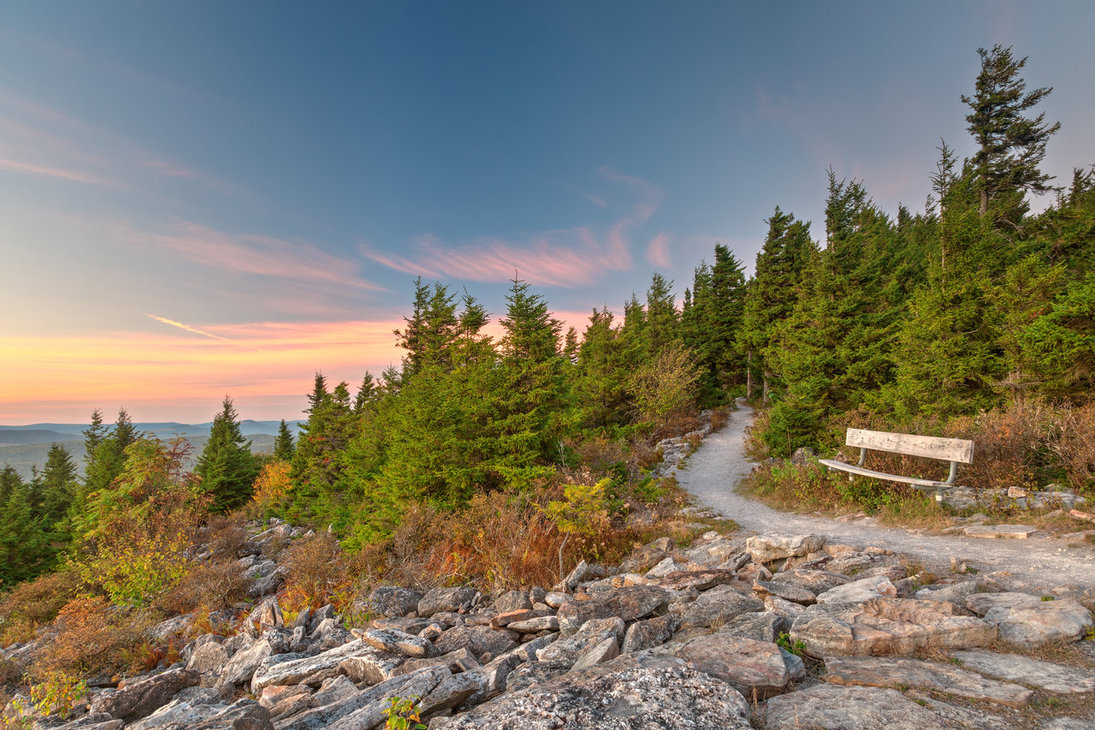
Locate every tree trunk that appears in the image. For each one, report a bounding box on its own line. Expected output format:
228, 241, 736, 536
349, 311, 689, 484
979, 188, 988, 217
745, 349, 754, 401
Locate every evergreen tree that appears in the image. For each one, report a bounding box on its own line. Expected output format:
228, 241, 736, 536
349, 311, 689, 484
196, 397, 259, 512
0, 469, 49, 586
80, 409, 138, 509
38, 443, 78, 538
575, 308, 630, 430
273, 419, 296, 461
644, 273, 679, 356
962, 44, 1060, 218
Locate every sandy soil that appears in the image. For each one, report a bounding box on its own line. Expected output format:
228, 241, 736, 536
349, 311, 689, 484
677, 401, 1095, 593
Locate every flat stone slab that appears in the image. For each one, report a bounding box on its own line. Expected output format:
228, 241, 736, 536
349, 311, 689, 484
440, 655, 754, 730
763, 683, 957, 729
950, 650, 1095, 693
964, 525, 1037, 539
825, 656, 1032, 707
655, 634, 791, 698
815, 575, 897, 605
968, 592, 1095, 648
790, 598, 996, 657
746, 534, 825, 563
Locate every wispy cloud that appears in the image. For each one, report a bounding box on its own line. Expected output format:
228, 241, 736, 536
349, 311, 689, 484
146, 313, 264, 350
0, 156, 111, 186
646, 233, 672, 268
139, 222, 385, 292
363, 169, 662, 288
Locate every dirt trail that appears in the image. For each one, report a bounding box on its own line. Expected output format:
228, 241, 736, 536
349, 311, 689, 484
677, 401, 1095, 592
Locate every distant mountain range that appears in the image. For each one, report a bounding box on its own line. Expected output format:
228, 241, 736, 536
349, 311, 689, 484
0, 421, 303, 480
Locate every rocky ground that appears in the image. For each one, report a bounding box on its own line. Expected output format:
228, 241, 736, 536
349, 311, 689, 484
3, 522, 1094, 729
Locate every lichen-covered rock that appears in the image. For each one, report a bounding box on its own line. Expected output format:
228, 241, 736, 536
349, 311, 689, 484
675, 584, 764, 629
772, 568, 850, 593
90, 668, 200, 723
752, 579, 816, 605
250, 640, 374, 693
949, 649, 1095, 693
418, 587, 479, 617
621, 614, 680, 653
717, 610, 789, 643
363, 586, 423, 618
745, 534, 824, 563
338, 647, 405, 685
815, 575, 898, 605
493, 590, 533, 614
536, 617, 624, 666
824, 656, 1033, 706
556, 586, 670, 636
654, 634, 791, 698
967, 592, 1095, 647
763, 683, 961, 729
278, 666, 449, 730
352, 627, 439, 658
790, 598, 996, 657
435, 625, 519, 661
436, 655, 752, 729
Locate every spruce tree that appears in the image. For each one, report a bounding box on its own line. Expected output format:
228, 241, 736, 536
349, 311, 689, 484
644, 273, 679, 356
195, 397, 259, 513
39, 443, 78, 538
273, 419, 296, 461
0, 472, 49, 586
962, 44, 1060, 218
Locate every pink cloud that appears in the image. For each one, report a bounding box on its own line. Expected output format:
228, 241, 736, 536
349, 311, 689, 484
0, 156, 111, 186
364, 169, 663, 288
646, 233, 672, 268
139, 222, 385, 292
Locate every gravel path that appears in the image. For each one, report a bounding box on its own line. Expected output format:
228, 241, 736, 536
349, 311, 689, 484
677, 401, 1095, 592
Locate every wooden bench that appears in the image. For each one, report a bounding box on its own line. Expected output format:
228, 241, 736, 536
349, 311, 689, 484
818, 428, 975, 501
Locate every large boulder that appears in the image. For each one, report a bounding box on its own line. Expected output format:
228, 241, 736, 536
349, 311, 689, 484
815, 575, 898, 605
436, 655, 753, 729
90, 668, 200, 723
537, 617, 625, 666
966, 592, 1095, 647
435, 625, 519, 661
352, 627, 439, 658
675, 584, 764, 629
789, 598, 996, 657
278, 666, 449, 730
362, 586, 423, 618
745, 534, 824, 563
418, 587, 479, 617
250, 640, 374, 693
654, 634, 793, 698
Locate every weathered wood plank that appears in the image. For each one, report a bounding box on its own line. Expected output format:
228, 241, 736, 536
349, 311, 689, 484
817, 458, 954, 489
846, 428, 974, 463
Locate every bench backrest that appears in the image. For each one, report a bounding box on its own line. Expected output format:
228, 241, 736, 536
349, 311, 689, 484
846, 428, 974, 464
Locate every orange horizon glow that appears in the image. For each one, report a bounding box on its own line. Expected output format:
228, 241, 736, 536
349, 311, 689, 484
0, 309, 602, 424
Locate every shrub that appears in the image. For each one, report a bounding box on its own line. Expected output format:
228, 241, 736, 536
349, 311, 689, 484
0, 568, 81, 644
155, 559, 248, 615
203, 513, 250, 561
28, 671, 87, 719
74, 528, 193, 608
1048, 401, 1095, 496
29, 597, 150, 681
250, 461, 293, 515
281, 533, 352, 610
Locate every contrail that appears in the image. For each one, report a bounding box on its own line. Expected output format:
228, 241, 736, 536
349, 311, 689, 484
145, 314, 264, 351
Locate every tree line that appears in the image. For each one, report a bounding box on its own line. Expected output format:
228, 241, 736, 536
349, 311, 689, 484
2, 45, 1091, 589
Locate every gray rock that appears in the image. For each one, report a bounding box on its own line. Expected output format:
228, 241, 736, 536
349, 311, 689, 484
745, 534, 824, 563
418, 587, 479, 617
90, 668, 200, 723
556, 585, 670, 636
461, 653, 523, 706
717, 610, 789, 643
371, 616, 433, 635
815, 575, 898, 604
763, 683, 961, 729
248, 568, 286, 599
675, 584, 764, 629
363, 586, 424, 618
790, 598, 996, 657
914, 580, 981, 604
621, 614, 680, 653
536, 617, 625, 666
617, 538, 672, 574
780, 648, 805, 683
127, 697, 272, 730
825, 656, 1033, 706
654, 634, 791, 698
492, 590, 532, 614
251, 640, 374, 693
904, 691, 1013, 730
435, 625, 519, 661
555, 560, 610, 592
393, 648, 479, 678
656, 569, 738, 592
186, 641, 228, 679
248, 597, 284, 631
420, 671, 481, 715
542, 591, 571, 609
967, 592, 1094, 647
505, 615, 559, 633
311, 675, 357, 707
503, 661, 571, 693
950, 649, 1095, 693
338, 647, 406, 685
352, 627, 439, 658
439, 655, 752, 729
753, 579, 816, 605
772, 568, 850, 593
570, 636, 620, 670
513, 633, 557, 662
278, 666, 449, 730
216, 639, 270, 691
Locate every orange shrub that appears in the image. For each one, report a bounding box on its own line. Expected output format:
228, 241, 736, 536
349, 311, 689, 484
251, 461, 293, 514
30, 597, 150, 681
281, 533, 353, 611
155, 559, 248, 615
0, 568, 81, 644
1048, 401, 1095, 496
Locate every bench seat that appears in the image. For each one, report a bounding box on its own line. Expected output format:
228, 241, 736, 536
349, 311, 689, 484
817, 458, 955, 490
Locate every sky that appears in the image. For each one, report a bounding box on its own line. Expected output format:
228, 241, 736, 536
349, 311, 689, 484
1, 1, 1094, 424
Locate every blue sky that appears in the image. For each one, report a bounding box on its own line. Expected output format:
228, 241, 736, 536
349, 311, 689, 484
1, 1, 1093, 422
